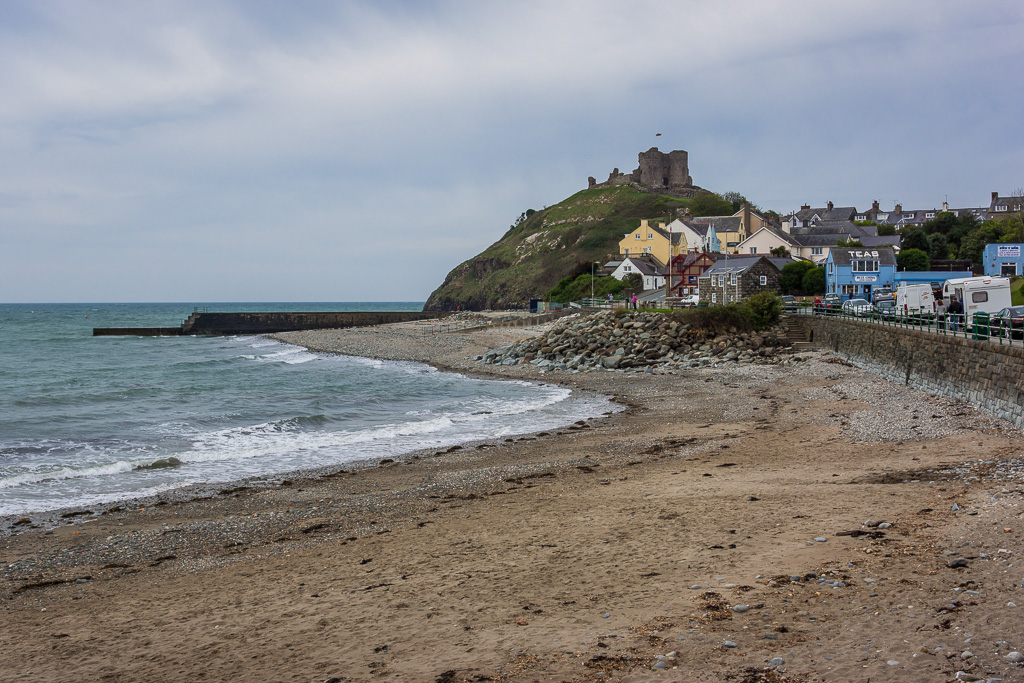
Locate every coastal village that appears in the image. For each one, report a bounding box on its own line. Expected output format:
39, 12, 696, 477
583, 148, 1023, 310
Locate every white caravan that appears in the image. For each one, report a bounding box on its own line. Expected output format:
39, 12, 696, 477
895, 284, 936, 315
942, 276, 1012, 325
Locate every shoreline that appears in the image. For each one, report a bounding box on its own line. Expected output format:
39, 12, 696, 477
0, 319, 624, 531
2, 318, 1024, 682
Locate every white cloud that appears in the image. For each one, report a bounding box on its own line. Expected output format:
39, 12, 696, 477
0, 0, 1022, 301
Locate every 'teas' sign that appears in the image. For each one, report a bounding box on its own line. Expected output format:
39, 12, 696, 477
851, 250, 879, 258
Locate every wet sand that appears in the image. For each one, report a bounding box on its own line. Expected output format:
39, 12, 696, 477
2, 319, 1023, 682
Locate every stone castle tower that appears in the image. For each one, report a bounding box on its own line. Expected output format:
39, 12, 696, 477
588, 147, 693, 195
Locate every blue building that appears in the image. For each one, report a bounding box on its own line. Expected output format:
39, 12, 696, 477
982, 243, 1024, 277
825, 247, 897, 302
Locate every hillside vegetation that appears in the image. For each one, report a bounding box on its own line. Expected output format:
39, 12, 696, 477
423, 186, 692, 310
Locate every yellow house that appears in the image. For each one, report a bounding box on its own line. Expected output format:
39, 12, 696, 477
690, 204, 772, 254
619, 219, 685, 265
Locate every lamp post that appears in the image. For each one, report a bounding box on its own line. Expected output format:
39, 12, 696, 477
591, 261, 595, 303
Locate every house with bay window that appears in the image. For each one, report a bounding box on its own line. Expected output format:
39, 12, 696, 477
825, 247, 897, 302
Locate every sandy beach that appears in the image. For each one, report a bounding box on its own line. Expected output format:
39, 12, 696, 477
3, 317, 1024, 682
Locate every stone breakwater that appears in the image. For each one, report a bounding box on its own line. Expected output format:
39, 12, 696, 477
476, 310, 794, 372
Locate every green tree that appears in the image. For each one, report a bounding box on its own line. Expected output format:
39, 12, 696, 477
836, 238, 863, 247
900, 229, 929, 252
876, 224, 897, 236
688, 191, 734, 217
721, 191, 750, 213
927, 233, 950, 260
801, 266, 826, 295
622, 273, 643, 291
770, 246, 791, 257
780, 260, 814, 295
897, 248, 930, 271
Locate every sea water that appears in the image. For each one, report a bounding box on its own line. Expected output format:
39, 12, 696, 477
0, 303, 613, 516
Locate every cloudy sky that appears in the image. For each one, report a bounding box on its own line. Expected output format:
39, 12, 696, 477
2, 0, 1022, 303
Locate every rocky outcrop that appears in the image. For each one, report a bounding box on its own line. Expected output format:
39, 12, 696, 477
477, 311, 794, 372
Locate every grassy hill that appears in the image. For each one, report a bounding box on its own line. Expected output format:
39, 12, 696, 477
423, 185, 693, 311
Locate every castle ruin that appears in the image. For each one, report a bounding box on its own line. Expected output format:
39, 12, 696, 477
588, 147, 695, 196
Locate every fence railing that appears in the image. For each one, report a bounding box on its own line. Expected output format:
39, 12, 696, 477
795, 305, 1020, 346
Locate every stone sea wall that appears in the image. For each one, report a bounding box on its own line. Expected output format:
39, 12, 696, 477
800, 316, 1024, 427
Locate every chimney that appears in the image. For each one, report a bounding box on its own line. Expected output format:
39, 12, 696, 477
872, 200, 879, 212
993, 191, 999, 203
827, 200, 834, 211
895, 203, 902, 214
942, 201, 949, 212
800, 203, 810, 210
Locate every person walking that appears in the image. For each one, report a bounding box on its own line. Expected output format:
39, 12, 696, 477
631, 293, 638, 310
947, 296, 963, 331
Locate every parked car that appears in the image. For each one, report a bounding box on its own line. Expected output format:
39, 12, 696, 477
841, 298, 872, 316
780, 295, 798, 312
991, 305, 1024, 340
874, 299, 898, 318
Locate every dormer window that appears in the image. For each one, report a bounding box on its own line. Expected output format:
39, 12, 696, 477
903, 213, 914, 219
877, 213, 889, 221
855, 215, 866, 221
925, 212, 935, 219
995, 205, 1008, 212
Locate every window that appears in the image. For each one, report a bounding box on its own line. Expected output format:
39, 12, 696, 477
635, 234, 640, 239
904, 213, 914, 219
855, 215, 866, 221
730, 273, 738, 285
972, 291, 989, 303
712, 293, 717, 303
623, 265, 631, 272
995, 205, 1008, 212
925, 212, 935, 219
877, 213, 888, 221
812, 247, 823, 256
828, 263, 834, 274
759, 275, 767, 285
750, 247, 757, 254
852, 260, 879, 272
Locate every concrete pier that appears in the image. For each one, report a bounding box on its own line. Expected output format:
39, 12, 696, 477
94, 311, 449, 336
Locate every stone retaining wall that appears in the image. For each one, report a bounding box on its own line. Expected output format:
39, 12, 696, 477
796, 315, 1024, 427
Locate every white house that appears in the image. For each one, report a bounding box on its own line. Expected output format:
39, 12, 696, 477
610, 257, 665, 291
664, 219, 721, 253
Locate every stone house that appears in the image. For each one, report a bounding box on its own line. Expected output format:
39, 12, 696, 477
698, 256, 788, 306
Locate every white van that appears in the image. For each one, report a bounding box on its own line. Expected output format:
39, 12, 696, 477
895, 284, 935, 316
942, 276, 1012, 325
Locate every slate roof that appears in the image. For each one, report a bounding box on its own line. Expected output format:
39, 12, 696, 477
859, 234, 902, 249
827, 247, 897, 267
621, 257, 664, 276
700, 256, 789, 277
692, 216, 742, 232
794, 206, 857, 223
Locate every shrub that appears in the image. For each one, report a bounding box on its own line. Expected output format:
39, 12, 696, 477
742, 292, 782, 329
671, 304, 753, 337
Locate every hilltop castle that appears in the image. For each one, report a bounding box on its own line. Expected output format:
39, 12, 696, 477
588, 147, 696, 197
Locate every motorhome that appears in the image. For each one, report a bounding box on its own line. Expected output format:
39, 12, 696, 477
895, 283, 935, 316
942, 276, 1012, 325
